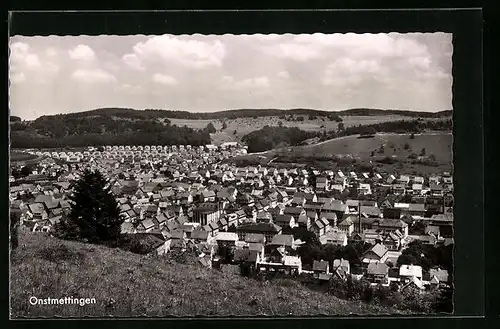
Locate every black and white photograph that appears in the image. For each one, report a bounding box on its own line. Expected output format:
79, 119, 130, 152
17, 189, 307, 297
9, 31, 454, 317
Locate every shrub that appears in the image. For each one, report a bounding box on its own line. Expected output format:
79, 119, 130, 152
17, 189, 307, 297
403, 143, 410, 150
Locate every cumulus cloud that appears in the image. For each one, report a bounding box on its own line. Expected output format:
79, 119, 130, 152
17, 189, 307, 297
68, 44, 96, 61
122, 53, 145, 71
72, 69, 116, 84
10, 42, 41, 68
8, 33, 452, 120
124, 35, 226, 69
152, 73, 178, 85
222, 76, 270, 90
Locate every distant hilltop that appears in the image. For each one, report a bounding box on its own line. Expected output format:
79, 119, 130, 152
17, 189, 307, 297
16, 107, 452, 122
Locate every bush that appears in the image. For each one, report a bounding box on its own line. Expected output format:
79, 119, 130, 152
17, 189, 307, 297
403, 143, 410, 150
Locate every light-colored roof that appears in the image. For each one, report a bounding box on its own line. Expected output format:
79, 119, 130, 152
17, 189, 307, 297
399, 264, 423, 278
215, 232, 239, 242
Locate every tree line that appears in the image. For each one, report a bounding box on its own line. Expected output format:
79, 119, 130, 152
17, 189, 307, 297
10, 115, 212, 148
241, 126, 321, 153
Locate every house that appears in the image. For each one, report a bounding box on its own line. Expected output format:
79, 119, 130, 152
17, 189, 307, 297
383, 231, 403, 251
316, 177, 329, 191
201, 190, 216, 202
392, 184, 406, 195
366, 262, 389, 285
283, 207, 306, 218
319, 229, 348, 246
338, 216, 355, 236
236, 222, 282, 243
319, 211, 338, 227
192, 204, 220, 226
137, 218, 155, 233
362, 243, 389, 264
429, 268, 450, 287
399, 265, 423, 284
215, 232, 239, 246
322, 200, 347, 219
408, 203, 426, 217
332, 258, 350, 275
296, 214, 311, 230
310, 217, 331, 237
357, 183, 372, 195
312, 260, 330, 279
430, 183, 444, 197
401, 275, 425, 292
244, 233, 266, 245
373, 219, 409, 237
269, 234, 295, 252
274, 214, 296, 228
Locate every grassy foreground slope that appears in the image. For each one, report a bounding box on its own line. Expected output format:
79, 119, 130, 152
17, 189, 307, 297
10, 231, 405, 318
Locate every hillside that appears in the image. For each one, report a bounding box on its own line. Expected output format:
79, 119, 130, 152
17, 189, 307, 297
23, 107, 452, 122
10, 107, 452, 148
230, 132, 453, 174
10, 231, 405, 318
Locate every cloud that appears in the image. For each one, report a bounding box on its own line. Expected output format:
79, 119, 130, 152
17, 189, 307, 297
9, 41, 60, 84
122, 53, 145, 71
71, 69, 117, 84
68, 44, 96, 61
10, 42, 41, 68
45, 48, 58, 57
264, 43, 321, 61
222, 76, 270, 89
125, 35, 226, 69
8, 33, 452, 119
152, 73, 178, 85
117, 83, 146, 95
277, 71, 290, 79
266, 33, 430, 63
10, 72, 26, 84
322, 58, 382, 86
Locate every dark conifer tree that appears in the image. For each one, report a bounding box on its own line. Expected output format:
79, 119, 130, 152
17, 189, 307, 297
55, 169, 123, 243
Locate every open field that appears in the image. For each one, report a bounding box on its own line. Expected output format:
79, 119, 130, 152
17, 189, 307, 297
167, 115, 436, 145
10, 151, 39, 162
10, 230, 405, 318
295, 132, 452, 164
230, 132, 453, 174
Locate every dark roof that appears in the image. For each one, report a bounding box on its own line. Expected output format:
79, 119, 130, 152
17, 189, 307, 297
245, 233, 266, 244
274, 214, 293, 223
191, 229, 209, 240
236, 222, 282, 234
322, 201, 347, 212
284, 207, 305, 215
313, 260, 329, 272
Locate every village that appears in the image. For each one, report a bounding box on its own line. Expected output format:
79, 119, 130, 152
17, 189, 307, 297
10, 142, 453, 295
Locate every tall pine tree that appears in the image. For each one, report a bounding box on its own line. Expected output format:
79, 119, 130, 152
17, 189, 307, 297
56, 169, 123, 243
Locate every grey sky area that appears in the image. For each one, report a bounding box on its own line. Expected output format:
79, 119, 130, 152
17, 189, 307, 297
9, 33, 453, 120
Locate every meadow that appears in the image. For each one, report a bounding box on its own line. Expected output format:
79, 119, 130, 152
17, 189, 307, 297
10, 230, 405, 318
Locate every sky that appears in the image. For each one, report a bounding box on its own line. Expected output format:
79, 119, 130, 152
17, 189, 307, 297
9, 33, 453, 120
